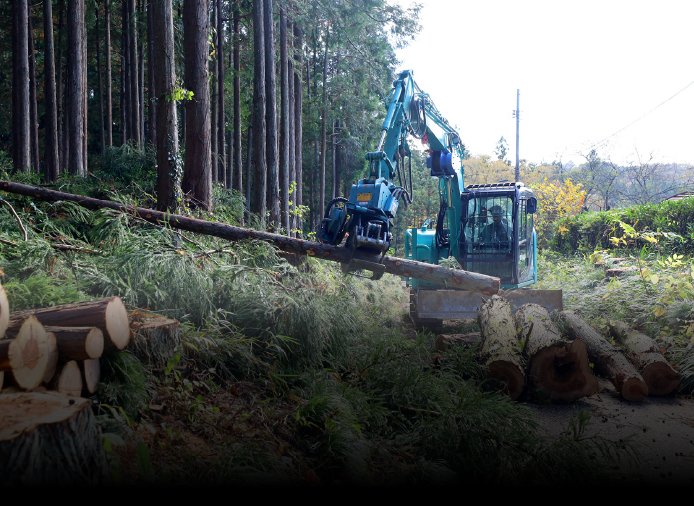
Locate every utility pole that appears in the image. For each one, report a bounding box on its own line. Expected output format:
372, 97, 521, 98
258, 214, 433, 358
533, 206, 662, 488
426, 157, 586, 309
514, 89, 520, 182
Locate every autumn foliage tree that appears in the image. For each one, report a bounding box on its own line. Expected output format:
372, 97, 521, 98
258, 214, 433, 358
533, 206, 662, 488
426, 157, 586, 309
532, 178, 587, 246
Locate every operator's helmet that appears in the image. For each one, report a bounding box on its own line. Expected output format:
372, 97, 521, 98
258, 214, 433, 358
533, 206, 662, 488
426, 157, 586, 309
490, 205, 504, 216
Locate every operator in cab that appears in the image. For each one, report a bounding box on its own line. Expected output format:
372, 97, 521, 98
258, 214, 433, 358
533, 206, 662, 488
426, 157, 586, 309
482, 205, 508, 244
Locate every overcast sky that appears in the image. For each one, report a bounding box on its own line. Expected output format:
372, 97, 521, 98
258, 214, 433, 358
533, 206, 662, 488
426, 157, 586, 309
393, 0, 694, 166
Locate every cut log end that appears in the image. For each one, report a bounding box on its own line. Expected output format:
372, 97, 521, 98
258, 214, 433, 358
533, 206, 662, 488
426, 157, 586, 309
85, 327, 105, 358
641, 361, 681, 396
0, 283, 8, 338
487, 361, 525, 400
42, 332, 58, 384
528, 339, 598, 402
621, 377, 649, 402
105, 297, 131, 350
81, 359, 100, 395
10, 317, 49, 390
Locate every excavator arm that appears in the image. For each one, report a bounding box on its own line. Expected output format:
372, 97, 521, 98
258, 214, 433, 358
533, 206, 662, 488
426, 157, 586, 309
318, 69, 467, 278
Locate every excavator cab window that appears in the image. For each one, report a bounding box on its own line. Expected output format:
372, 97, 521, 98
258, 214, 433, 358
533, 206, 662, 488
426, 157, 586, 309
465, 196, 512, 252
460, 194, 515, 283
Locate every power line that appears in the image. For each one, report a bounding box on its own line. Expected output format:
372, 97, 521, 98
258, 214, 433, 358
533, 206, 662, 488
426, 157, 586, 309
588, 78, 694, 151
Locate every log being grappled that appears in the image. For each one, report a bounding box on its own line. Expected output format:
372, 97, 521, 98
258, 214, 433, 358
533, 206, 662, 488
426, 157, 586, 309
560, 311, 648, 401
8, 297, 130, 352
609, 321, 680, 395
515, 304, 597, 402
0, 180, 500, 294
477, 295, 525, 400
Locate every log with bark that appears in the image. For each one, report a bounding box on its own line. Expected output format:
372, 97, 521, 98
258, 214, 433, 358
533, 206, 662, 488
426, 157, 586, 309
435, 332, 481, 352
0, 180, 500, 294
49, 326, 104, 361
0, 281, 8, 338
8, 296, 130, 352
609, 321, 681, 395
0, 392, 110, 485
0, 316, 50, 390
477, 295, 525, 400
560, 311, 648, 401
129, 313, 180, 367
515, 304, 597, 402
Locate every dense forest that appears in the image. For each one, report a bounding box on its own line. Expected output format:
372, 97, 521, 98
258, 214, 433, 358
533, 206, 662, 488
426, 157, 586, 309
1, 0, 421, 233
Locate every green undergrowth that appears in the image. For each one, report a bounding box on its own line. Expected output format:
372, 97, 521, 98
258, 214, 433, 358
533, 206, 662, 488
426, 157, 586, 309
550, 197, 694, 255
0, 169, 640, 485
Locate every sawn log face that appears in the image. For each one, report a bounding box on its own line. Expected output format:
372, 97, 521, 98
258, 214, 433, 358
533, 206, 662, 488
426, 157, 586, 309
516, 304, 597, 402
560, 311, 648, 402
0, 393, 109, 485
478, 295, 525, 400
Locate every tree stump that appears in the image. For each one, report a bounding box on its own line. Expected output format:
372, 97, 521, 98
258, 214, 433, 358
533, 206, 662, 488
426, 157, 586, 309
560, 311, 648, 401
477, 295, 525, 400
0, 316, 50, 390
129, 313, 180, 367
0, 281, 8, 338
516, 304, 597, 402
609, 321, 681, 395
9, 297, 130, 352
0, 392, 109, 485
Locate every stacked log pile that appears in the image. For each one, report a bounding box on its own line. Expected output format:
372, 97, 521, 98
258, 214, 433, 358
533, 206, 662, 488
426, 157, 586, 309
0, 285, 136, 396
437, 295, 681, 402
0, 280, 177, 484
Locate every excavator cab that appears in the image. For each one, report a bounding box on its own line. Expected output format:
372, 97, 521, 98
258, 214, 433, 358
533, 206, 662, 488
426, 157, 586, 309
459, 182, 537, 288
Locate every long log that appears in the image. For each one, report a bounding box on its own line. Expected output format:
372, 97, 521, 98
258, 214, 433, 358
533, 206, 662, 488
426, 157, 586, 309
0, 393, 110, 485
6, 325, 104, 361
560, 311, 648, 402
0, 180, 500, 294
48, 360, 82, 397
0, 316, 50, 390
8, 297, 130, 352
515, 304, 597, 402
477, 295, 525, 400
609, 321, 680, 395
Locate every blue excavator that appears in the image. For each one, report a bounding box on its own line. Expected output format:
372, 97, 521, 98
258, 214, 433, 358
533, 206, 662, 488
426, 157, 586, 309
318, 70, 561, 323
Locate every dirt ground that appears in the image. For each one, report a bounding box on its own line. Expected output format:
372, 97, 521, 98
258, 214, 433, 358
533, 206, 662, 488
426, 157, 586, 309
528, 379, 694, 485
405, 310, 694, 485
